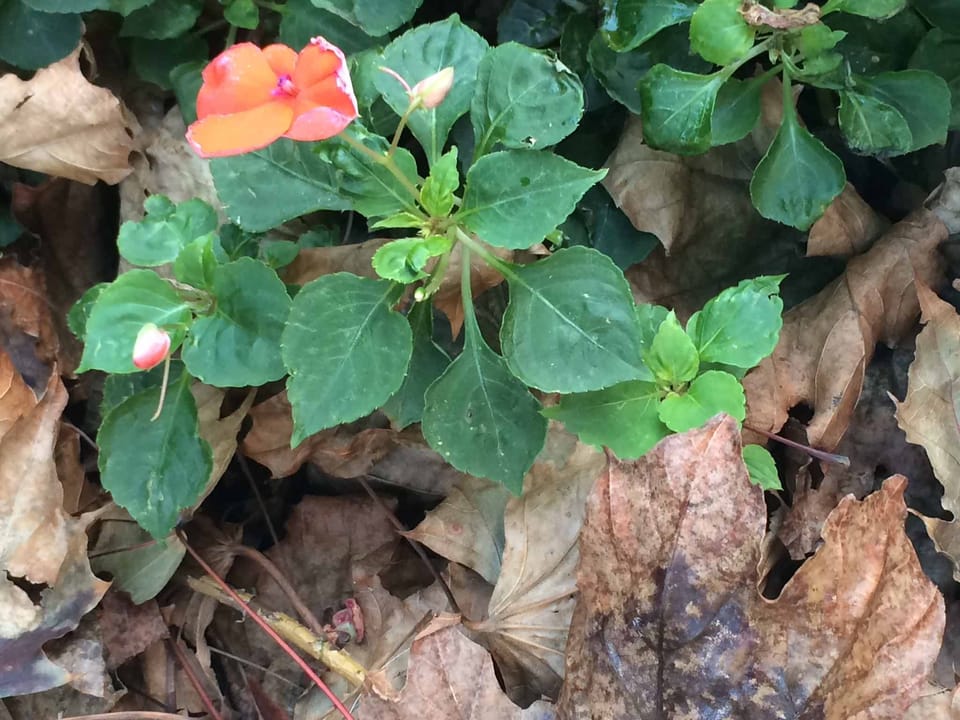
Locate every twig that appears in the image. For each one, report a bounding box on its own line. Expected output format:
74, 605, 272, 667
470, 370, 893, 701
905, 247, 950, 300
177, 529, 359, 720
167, 638, 224, 720
236, 453, 281, 548
744, 424, 850, 466
207, 644, 305, 690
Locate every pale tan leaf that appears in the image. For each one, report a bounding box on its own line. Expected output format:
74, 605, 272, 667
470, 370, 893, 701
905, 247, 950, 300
559, 416, 944, 720
905, 683, 960, 719
0, 348, 36, 441
466, 426, 605, 704
405, 475, 509, 584
744, 209, 947, 449
0, 48, 134, 185
895, 282, 960, 578
355, 626, 556, 720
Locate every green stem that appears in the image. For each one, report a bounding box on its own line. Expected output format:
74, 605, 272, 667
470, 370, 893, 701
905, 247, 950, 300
720, 36, 775, 81
454, 227, 517, 281
224, 23, 237, 49
339, 130, 423, 206
389, 101, 420, 157
460, 245, 479, 345
415, 245, 453, 301
253, 0, 287, 12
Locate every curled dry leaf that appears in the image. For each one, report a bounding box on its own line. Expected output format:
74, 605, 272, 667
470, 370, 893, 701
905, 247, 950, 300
895, 283, 960, 579
355, 626, 556, 720
0, 257, 61, 387
0, 348, 36, 439
559, 416, 944, 719
97, 591, 168, 670
743, 209, 947, 450
191, 383, 255, 506
466, 426, 606, 704
0, 47, 134, 185
740, 0, 821, 29
905, 682, 960, 719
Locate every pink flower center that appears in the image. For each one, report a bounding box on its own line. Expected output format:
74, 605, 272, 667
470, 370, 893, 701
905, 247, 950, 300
273, 74, 298, 97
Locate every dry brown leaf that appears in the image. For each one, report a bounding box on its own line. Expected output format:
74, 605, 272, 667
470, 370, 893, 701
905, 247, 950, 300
0, 257, 61, 387
98, 591, 168, 669
0, 47, 134, 185
778, 465, 844, 559
807, 183, 886, 257
432, 243, 510, 337
740, 0, 821, 28
906, 683, 960, 719
0, 347, 36, 440
355, 626, 556, 720
191, 384, 255, 509
559, 416, 944, 719
603, 117, 760, 256
405, 475, 509, 584
466, 426, 605, 704
743, 209, 947, 450
0, 372, 69, 584
895, 283, 960, 578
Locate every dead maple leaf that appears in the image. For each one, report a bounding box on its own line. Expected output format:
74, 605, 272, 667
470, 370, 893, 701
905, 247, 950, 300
905, 683, 960, 719
0, 47, 134, 185
743, 209, 946, 450
559, 416, 944, 719
895, 283, 960, 578
0, 348, 36, 439
0, 257, 61, 387
466, 426, 606, 705
191, 383, 255, 507
98, 591, 168, 670
355, 625, 556, 719
778, 464, 844, 559
405, 474, 509, 585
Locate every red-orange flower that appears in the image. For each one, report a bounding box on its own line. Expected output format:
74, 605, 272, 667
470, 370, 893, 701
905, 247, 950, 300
186, 37, 358, 158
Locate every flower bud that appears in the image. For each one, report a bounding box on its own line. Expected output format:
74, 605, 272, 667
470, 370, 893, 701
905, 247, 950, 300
133, 323, 171, 370
411, 67, 454, 109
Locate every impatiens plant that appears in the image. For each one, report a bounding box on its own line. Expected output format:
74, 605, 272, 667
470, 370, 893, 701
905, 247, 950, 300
74, 17, 785, 539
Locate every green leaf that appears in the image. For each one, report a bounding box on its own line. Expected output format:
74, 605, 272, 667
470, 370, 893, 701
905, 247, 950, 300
99, 375, 212, 539
372, 236, 451, 283
657, 370, 745, 432
459, 150, 604, 250
645, 310, 699, 386
420, 147, 460, 217
91, 524, 186, 604
78, 270, 193, 374
349, 49, 402, 138
171, 61, 204, 125
422, 321, 546, 493
910, 29, 960, 129
711, 77, 762, 146
173, 236, 219, 290
831, 11, 927, 75
742, 444, 781, 490
689, 0, 755, 65
23, 0, 152, 11
600, 0, 697, 52
498, 0, 570, 47
68, 282, 108, 339
822, 0, 905, 20
282, 274, 412, 445
382, 302, 450, 428
685, 276, 784, 368
259, 240, 300, 269
749, 86, 845, 230
0, 1, 81, 70
639, 65, 724, 155
637, 304, 669, 351
182, 259, 291, 387
374, 16, 489, 164
308, 0, 422, 35
852, 71, 951, 154
912, 0, 960, 34
587, 25, 710, 114
471, 43, 585, 157
837, 91, 912, 155
118, 196, 218, 267
318, 131, 421, 220
130, 36, 208, 90
223, 0, 258, 28
562, 186, 658, 269
280, 0, 386, 53
101, 361, 185, 416
543, 380, 669, 458
500, 246, 646, 392
120, 0, 203, 39
210, 139, 350, 232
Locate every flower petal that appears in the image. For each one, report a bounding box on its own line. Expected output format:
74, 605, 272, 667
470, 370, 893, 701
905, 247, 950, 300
262, 44, 297, 78
295, 75, 359, 118
292, 41, 343, 87
285, 106, 356, 141
187, 102, 294, 158
196, 42, 278, 118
